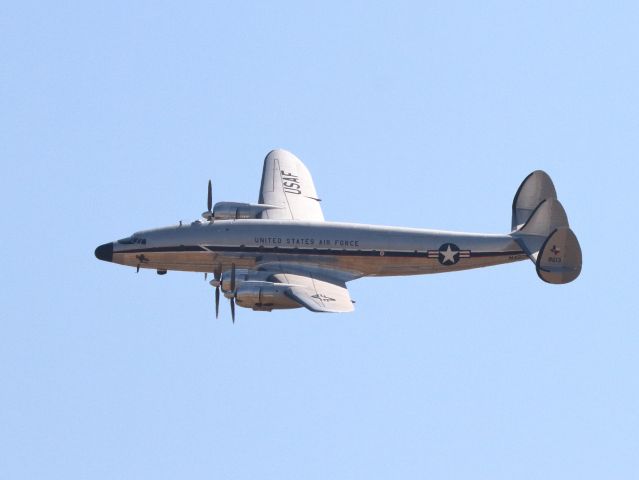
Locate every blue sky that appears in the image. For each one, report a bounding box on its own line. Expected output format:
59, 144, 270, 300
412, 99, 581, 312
1, 1, 638, 478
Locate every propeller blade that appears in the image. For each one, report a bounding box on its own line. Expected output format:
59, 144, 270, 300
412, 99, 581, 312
215, 286, 220, 319
229, 263, 237, 323
230, 298, 235, 323
230, 263, 236, 292
207, 180, 212, 213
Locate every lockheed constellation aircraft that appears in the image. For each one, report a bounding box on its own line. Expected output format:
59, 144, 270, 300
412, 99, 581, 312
95, 149, 582, 321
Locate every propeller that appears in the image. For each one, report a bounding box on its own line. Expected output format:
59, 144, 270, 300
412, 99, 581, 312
209, 264, 223, 319
208, 264, 237, 323
202, 180, 213, 220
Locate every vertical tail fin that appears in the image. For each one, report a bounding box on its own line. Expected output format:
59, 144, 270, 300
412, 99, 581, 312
534, 227, 582, 284
512, 170, 557, 231
517, 198, 568, 237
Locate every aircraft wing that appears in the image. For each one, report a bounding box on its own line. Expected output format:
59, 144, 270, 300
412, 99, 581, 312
258, 149, 325, 221
271, 272, 354, 313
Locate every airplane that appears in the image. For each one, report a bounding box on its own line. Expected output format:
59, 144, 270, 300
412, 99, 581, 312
95, 149, 582, 321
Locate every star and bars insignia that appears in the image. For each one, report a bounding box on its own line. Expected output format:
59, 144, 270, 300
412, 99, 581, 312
135, 254, 150, 263
311, 293, 336, 302
427, 243, 471, 266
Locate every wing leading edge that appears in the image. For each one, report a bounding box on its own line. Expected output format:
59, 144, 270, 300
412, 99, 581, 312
258, 149, 325, 221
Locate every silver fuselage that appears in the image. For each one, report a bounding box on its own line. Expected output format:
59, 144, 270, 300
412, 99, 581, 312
109, 220, 527, 279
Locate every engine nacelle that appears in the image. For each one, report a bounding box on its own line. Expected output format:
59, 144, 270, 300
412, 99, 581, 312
220, 268, 270, 293
234, 281, 301, 311
211, 202, 278, 220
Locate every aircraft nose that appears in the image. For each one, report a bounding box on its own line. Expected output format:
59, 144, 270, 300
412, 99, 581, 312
95, 242, 113, 262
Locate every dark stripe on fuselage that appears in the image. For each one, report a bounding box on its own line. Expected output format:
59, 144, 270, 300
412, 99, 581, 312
115, 244, 525, 258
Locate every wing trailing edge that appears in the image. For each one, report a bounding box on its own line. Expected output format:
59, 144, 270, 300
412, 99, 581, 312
270, 273, 354, 313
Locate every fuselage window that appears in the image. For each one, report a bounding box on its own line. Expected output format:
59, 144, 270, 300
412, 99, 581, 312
117, 237, 147, 245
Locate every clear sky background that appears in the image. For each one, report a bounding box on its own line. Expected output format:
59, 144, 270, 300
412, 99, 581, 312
1, 1, 638, 479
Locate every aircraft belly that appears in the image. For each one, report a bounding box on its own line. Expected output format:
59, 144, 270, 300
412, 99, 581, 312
339, 253, 527, 277
112, 248, 526, 276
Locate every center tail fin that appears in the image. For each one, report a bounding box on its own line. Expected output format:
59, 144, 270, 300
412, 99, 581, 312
510, 172, 582, 284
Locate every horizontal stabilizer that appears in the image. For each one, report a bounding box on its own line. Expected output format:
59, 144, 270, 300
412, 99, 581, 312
512, 171, 557, 231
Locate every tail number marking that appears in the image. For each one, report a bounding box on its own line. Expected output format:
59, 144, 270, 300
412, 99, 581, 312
281, 171, 302, 195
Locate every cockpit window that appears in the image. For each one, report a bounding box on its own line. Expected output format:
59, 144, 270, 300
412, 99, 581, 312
117, 236, 146, 245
